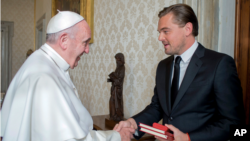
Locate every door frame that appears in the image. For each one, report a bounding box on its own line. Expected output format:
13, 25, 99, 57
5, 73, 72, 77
234, 0, 250, 124
1, 21, 14, 93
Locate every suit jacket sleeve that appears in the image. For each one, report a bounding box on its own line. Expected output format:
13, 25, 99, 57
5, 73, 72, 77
188, 55, 245, 141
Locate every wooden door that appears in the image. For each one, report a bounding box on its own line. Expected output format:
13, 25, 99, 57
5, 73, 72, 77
235, 0, 250, 124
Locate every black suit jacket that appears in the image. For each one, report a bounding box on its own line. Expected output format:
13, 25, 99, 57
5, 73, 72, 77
132, 44, 245, 141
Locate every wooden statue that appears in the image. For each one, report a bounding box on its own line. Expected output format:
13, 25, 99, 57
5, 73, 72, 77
107, 53, 125, 121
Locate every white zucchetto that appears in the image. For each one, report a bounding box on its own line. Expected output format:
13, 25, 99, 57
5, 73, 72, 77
47, 10, 84, 34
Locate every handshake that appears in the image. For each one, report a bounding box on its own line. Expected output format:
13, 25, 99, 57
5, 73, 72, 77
113, 118, 189, 141
113, 118, 138, 141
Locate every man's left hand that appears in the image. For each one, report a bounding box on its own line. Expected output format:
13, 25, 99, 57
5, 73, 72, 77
155, 124, 190, 141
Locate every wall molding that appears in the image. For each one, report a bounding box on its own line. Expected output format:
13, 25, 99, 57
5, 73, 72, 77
35, 14, 46, 50
1, 21, 14, 93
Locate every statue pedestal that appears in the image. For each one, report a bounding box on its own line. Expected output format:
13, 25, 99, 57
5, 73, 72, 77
105, 118, 120, 128
105, 116, 126, 128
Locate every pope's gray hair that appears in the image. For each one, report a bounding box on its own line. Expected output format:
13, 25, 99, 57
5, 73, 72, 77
46, 24, 78, 44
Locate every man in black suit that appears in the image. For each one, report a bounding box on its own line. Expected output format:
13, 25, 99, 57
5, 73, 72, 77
114, 4, 245, 141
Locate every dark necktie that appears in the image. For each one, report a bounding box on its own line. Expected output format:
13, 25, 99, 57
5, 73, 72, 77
171, 56, 182, 108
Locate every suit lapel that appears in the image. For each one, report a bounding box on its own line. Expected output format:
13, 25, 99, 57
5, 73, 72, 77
172, 44, 205, 111
158, 56, 174, 115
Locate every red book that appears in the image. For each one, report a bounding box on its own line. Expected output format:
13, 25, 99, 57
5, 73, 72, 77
153, 123, 174, 137
153, 123, 168, 131
139, 123, 174, 140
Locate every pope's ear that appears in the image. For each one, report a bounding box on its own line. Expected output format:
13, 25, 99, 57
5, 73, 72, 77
59, 33, 68, 50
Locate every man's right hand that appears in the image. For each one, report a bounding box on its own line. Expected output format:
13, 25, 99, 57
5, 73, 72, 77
113, 118, 138, 132
113, 118, 138, 141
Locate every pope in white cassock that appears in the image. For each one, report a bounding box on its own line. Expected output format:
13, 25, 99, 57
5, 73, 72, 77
1, 11, 134, 141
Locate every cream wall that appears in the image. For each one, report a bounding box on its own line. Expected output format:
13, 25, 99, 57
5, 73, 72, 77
1, 0, 34, 78
69, 0, 236, 118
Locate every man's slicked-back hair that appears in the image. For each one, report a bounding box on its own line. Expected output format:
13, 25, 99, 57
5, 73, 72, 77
158, 4, 199, 36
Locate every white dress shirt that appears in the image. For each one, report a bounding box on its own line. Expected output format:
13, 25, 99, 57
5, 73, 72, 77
172, 40, 198, 88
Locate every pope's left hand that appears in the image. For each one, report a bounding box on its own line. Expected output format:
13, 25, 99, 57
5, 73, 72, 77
155, 124, 189, 141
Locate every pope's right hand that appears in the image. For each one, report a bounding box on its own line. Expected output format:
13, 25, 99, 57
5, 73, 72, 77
116, 127, 135, 141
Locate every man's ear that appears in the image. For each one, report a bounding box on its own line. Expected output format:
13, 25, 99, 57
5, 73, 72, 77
59, 33, 68, 50
185, 22, 193, 36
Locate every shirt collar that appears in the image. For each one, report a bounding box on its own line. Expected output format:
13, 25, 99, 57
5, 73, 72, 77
174, 40, 198, 63
41, 43, 70, 71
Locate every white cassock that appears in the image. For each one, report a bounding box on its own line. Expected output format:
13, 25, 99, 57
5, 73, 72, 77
0, 43, 121, 141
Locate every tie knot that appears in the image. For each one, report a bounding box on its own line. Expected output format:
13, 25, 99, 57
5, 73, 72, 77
175, 56, 182, 64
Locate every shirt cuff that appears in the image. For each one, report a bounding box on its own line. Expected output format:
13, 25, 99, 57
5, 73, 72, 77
134, 129, 139, 136
187, 133, 191, 141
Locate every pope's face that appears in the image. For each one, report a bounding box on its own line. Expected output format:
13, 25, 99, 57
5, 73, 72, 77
158, 13, 186, 55
68, 21, 91, 69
